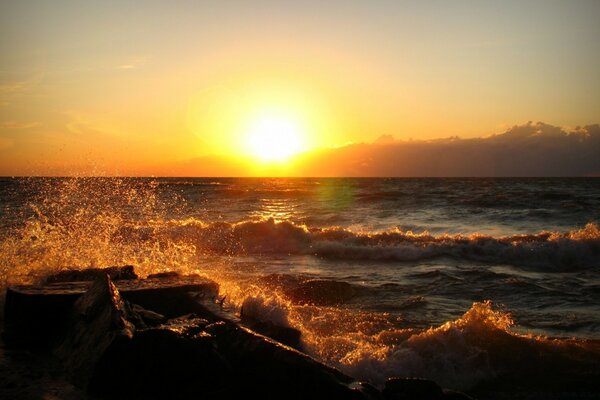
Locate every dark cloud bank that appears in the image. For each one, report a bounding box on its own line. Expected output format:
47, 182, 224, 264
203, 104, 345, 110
177, 122, 600, 177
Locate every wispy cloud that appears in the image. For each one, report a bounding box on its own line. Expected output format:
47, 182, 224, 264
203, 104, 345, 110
0, 70, 46, 95
0, 82, 27, 94
115, 56, 148, 70
0, 121, 40, 129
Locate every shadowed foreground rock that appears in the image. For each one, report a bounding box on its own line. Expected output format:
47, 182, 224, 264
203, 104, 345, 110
2, 267, 474, 399
2, 270, 218, 348
2, 268, 379, 399
382, 378, 473, 400
53, 275, 136, 386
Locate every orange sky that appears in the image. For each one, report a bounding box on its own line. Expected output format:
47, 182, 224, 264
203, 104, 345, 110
1, 1, 599, 176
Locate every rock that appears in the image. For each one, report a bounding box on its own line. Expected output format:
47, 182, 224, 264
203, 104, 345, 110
2, 285, 82, 348
53, 274, 136, 386
442, 389, 475, 399
2, 273, 218, 348
240, 297, 303, 350
131, 304, 166, 327
241, 318, 302, 350
3, 267, 380, 399
45, 265, 138, 283
349, 381, 386, 400
88, 326, 231, 399
288, 279, 359, 305
204, 322, 371, 399
383, 378, 444, 400
147, 271, 181, 280
121, 282, 218, 319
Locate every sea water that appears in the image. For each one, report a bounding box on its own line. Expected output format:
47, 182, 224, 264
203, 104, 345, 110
1, 177, 599, 391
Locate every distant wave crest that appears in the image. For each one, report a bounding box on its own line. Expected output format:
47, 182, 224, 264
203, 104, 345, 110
2, 208, 599, 286
153, 218, 600, 270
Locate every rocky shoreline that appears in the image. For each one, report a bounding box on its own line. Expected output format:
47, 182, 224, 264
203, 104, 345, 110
1, 266, 472, 399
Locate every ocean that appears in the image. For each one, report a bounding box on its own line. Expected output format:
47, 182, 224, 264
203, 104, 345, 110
1, 177, 599, 394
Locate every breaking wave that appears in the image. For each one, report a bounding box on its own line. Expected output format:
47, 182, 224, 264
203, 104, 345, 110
2, 211, 599, 286
135, 218, 600, 271
212, 274, 600, 391
2, 177, 600, 393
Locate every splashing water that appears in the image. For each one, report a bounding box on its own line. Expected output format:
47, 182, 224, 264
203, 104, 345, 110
0, 178, 198, 285
1, 177, 600, 393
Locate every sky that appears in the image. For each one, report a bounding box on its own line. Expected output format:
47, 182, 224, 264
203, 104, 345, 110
1, 0, 599, 176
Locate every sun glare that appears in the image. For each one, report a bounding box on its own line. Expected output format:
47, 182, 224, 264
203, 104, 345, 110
245, 115, 304, 162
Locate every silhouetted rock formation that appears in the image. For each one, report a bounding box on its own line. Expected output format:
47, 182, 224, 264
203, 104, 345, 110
45, 265, 138, 283
54, 275, 136, 386
2, 268, 377, 399
2, 266, 475, 399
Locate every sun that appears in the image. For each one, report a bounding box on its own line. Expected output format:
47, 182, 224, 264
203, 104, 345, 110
245, 115, 304, 162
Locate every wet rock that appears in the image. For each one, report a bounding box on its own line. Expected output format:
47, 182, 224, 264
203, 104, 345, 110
147, 271, 181, 280
89, 326, 231, 399
288, 279, 359, 305
131, 303, 166, 327
349, 381, 385, 400
3, 273, 219, 348
240, 319, 302, 350
442, 389, 475, 399
240, 297, 302, 350
53, 275, 136, 386
45, 265, 138, 283
204, 322, 370, 399
2, 285, 82, 348
3, 267, 380, 399
117, 275, 219, 319
383, 377, 444, 400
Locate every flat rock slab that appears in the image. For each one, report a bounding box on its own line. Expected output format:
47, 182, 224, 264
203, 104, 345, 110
3, 275, 219, 348
8, 275, 218, 296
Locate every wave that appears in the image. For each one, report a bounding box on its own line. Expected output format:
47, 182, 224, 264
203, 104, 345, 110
147, 219, 600, 270
0, 175, 598, 287
330, 300, 600, 391
2, 212, 599, 286
213, 274, 600, 391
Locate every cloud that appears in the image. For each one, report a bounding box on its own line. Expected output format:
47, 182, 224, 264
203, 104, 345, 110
0, 82, 27, 94
172, 122, 600, 177
374, 134, 395, 145
115, 56, 147, 70
0, 121, 40, 129
0, 71, 46, 95
299, 122, 600, 177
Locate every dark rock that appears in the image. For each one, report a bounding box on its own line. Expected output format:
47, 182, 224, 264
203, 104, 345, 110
165, 314, 211, 337
240, 319, 303, 350
383, 378, 444, 400
3, 267, 379, 399
349, 381, 386, 400
131, 303, 166, 326
240, 297, 303, 350
204, 322, 370, 399
89, 326, 231, 399
147, 271, 181, 280
45, 265, 138, 283
3, 273, 218, 348
442, 389, 476, 399
2, 285, 81, 348
288, 279, 358, 305
53, 274, 136, 386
